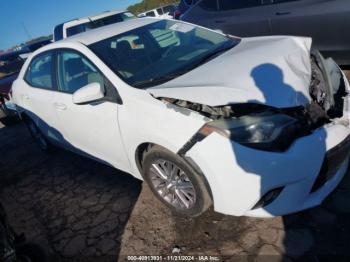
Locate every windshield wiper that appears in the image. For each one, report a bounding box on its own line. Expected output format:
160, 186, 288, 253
133, 71, 186, 89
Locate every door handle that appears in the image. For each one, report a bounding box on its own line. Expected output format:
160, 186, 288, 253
276, 11, 291, 16
215, 20, 226, 23
54, 102, 67, 110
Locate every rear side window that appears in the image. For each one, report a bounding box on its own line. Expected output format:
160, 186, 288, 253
25, 52, 53, 89
54, 24, 64, 41
218, 0, 262, 10
157, 8, 164, 15
57, 51, 104, 94
66, 24, 87, 37
146, 11, 156, 17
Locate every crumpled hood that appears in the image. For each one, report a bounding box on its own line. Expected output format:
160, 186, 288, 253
147, 36, 313, 108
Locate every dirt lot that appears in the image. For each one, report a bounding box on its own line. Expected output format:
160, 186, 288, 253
1, 86, 350, 261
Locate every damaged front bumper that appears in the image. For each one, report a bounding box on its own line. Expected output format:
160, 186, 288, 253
186, 121, 350, 217
183, 64, 350, 217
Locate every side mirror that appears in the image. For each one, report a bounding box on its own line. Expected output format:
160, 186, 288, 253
72, 82, 104, 105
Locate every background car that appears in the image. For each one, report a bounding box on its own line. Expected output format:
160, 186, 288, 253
0, 201, 49, 261
181, 0, 350, 65
173, 0, 199, 19
53, 10, 136, 41
0, 51, 22, 117
138, 4, 176, 18
0, 39, 52, 118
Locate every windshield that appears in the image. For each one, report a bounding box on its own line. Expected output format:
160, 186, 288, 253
89, 20, 240, 88
66, 12, 136, 37
0, 54, 24, 80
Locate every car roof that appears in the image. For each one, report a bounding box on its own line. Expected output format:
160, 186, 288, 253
58, 17, 160, 46
62, 10, 129, 27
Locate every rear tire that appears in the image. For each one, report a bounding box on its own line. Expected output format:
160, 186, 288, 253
142, 145, 212, 217
23, 117, 53, 152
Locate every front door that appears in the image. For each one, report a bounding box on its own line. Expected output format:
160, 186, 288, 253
52, 50, 130, 171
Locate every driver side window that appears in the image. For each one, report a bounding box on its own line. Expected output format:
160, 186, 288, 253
57, 51, 104, 94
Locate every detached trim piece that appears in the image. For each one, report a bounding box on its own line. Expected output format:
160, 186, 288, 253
178, 132, 207, 156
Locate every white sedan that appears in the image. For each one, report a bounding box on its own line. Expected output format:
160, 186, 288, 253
12, 18, 350, 217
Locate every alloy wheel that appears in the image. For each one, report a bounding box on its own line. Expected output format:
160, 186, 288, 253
148, 159, 196, 210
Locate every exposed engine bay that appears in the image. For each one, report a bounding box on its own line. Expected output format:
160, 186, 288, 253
157, 52, 348, 152
159, 52, 348, 133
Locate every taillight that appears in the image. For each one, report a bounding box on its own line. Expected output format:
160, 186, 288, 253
174, 10, 181, 19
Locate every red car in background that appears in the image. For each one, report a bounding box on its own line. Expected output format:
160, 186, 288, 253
0, 51, 23, 117
0, 39, 51, 117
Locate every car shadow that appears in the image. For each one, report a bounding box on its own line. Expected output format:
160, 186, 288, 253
0, 114, 142, 261
233, 63, 333, 259
168, 63, 350, 260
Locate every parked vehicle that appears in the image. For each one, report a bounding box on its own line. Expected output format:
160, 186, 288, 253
53, 10, 136, 41
13, 18, 350, 217
173, 0, 199, 19
0, 52, 25, 117
0, 202, 48, 262
138, 4, 176, 18
181, 0, 350, 65
0, 40, 51, 118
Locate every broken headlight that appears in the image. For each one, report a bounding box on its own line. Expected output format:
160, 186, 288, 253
199, 112, 299, 152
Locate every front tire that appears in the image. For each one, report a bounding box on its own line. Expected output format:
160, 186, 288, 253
142, 146, 212, 217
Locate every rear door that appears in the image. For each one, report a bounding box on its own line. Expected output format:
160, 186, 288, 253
22, 51, 62, 143
52, 49, 130, 171
270, 0, 350, 62
206, 0, 272, 37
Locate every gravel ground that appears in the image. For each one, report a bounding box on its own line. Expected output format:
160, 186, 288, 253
120, 178, 350, 261
2, 70, 350, 261
0, 119, 141, 261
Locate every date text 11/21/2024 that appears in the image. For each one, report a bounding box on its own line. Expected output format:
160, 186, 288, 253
126, 255, 220, 261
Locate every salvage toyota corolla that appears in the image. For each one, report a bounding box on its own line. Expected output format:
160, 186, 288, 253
12, 18, 350, 217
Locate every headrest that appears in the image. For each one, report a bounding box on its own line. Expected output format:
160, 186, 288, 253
65, 58, 85, 77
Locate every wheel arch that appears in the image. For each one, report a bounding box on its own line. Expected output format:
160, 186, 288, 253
134, 142, 154, 176
19, 111, 32, 123
134, 142, 213, 200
